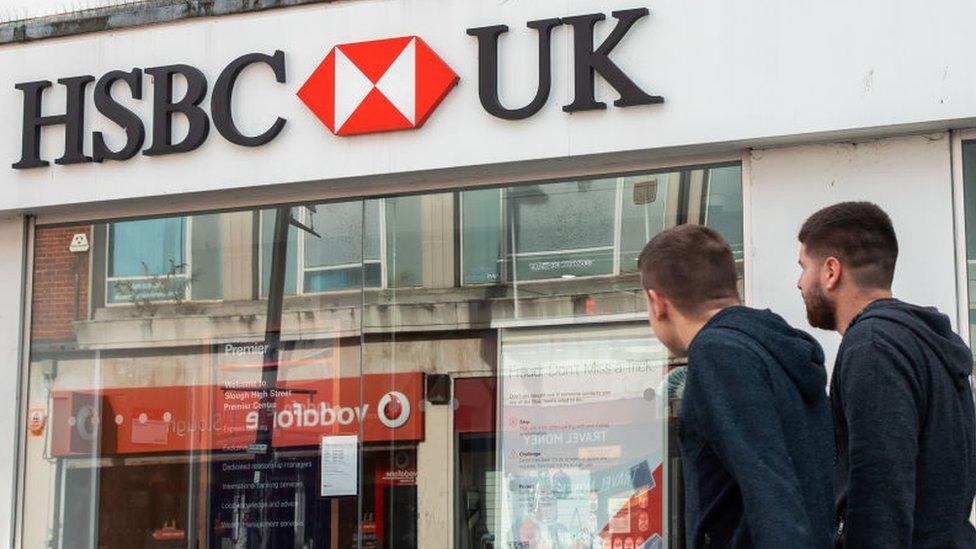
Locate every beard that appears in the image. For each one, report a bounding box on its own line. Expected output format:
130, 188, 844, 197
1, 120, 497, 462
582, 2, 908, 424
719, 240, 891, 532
803, 281, 837, 331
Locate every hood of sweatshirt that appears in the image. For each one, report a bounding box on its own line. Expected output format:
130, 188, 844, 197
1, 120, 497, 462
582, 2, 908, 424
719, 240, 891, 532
851, 298, 973, 388
703, 306, 828, 403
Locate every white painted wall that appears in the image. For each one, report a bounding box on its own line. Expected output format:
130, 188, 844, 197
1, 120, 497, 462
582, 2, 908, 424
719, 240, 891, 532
0, 215, 25, 549
1, 0, 976, 212
748, 133, 958, 368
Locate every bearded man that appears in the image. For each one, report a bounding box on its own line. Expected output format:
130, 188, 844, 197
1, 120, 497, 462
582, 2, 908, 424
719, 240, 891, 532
797, 201, 976, 548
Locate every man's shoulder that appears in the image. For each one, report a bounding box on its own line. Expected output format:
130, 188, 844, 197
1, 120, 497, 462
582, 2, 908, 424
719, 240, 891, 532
690, 326, 767, 372
836, 319, 919, 384
693, 325, 760, 353
841, 315, 912, 352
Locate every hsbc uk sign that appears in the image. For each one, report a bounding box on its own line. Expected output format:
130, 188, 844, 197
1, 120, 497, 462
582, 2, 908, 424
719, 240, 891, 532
12, 7, 661, 170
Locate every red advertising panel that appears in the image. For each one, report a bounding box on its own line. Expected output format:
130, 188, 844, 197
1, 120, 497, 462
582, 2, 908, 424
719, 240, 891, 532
50, 373, 424, 456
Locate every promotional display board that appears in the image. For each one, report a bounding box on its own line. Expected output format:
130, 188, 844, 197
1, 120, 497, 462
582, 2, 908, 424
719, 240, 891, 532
497, 324, 669, 548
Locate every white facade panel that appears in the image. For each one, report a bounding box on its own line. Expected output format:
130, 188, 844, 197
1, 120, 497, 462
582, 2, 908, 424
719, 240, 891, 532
0, 0, 974, 211
749, 133, 957, 367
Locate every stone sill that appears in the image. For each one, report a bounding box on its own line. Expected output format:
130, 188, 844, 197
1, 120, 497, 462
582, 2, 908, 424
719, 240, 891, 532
76, 278, 647, 349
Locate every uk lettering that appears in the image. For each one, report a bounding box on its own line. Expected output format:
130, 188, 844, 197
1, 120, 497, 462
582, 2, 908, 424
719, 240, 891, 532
12, 8, 662, 169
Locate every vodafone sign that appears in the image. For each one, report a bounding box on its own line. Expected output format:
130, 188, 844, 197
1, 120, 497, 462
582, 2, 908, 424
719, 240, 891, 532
11, 7, 660, 169
49, 373, 424, 457
377, 391, 411, 429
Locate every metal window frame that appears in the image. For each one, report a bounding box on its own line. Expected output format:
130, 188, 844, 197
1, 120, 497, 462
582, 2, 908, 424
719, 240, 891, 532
951, 130, 976, 344
11, 215, 33, 549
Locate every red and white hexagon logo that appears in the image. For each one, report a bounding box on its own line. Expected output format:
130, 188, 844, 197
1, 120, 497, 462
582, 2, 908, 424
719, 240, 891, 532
298, 36, 459, 136
377, 391, 411, 429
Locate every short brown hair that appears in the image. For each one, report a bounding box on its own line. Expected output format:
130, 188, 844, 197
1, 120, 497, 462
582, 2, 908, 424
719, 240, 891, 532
638, 224, 739, 315
798, 201, 898, 289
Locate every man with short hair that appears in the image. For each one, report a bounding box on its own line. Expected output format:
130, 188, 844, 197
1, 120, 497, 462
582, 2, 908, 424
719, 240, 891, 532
639, 224, 834, 548
797, 201, 976, 548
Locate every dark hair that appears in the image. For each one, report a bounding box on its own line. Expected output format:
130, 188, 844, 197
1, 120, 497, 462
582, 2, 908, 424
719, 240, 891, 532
798, 201, 898, 289
638, 224, 739, 315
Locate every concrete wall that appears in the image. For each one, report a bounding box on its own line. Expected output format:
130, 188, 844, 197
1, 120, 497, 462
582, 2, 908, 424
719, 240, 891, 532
748, 133, 958, 369
0, 215, 25, 549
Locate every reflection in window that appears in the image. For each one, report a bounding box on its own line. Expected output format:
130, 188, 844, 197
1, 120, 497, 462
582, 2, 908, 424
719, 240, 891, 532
704, 166, 744, 260
304, 201, 381, 292
25, 161, 744, 549
260, 197, 423, 295
384, 196, 424, 288
106, 215, 222, 304
461, 165, 743, 284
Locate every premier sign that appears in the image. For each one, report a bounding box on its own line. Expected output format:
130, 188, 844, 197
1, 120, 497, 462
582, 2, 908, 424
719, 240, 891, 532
12, 7, 662, 169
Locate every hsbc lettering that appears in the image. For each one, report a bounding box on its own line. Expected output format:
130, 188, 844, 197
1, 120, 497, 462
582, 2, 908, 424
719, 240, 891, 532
466, 7, 662, 120
13, 51, 287, 169
12, 7, 660, 170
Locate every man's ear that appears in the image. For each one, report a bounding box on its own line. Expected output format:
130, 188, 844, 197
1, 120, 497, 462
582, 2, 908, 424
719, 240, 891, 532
823, 256, 842, 291
647, 289, 669, 321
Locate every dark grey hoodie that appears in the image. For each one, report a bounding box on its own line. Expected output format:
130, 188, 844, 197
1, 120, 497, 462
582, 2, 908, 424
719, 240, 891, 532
833, 298, 976, 548
681, 306, 834, 548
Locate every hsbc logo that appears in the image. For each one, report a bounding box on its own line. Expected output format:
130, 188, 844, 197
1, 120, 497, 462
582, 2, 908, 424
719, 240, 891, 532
12, 7, 660, 169
298, 36, 458, 136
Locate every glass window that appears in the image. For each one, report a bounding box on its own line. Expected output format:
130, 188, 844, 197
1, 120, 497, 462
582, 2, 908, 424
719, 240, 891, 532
303, 200, 381, 292
260, 198, 422, 294
22, 162, 742, 549
461, 165, 743, 285
704, 165, 744, 259
384, 196, 424, 288
461, 189, 503, 284
106, 215, 222, 304
620, 174, 671, 274
260, 208, 300, 296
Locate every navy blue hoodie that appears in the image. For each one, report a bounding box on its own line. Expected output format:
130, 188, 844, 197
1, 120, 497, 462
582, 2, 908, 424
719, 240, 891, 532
833, 299, 976, 548
681, 306, 834, 548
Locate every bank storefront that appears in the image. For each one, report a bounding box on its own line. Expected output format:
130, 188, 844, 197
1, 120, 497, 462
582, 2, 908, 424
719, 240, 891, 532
1, 1, 975, 548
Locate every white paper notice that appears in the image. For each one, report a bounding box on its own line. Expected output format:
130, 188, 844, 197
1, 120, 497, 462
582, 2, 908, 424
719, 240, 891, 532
320, 435, 358, 497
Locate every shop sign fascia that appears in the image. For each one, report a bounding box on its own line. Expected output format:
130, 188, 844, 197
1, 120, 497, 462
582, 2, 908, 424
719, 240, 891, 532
0, 0, 689, 214
10, 8, 661, 169
5, 0, 974, 215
